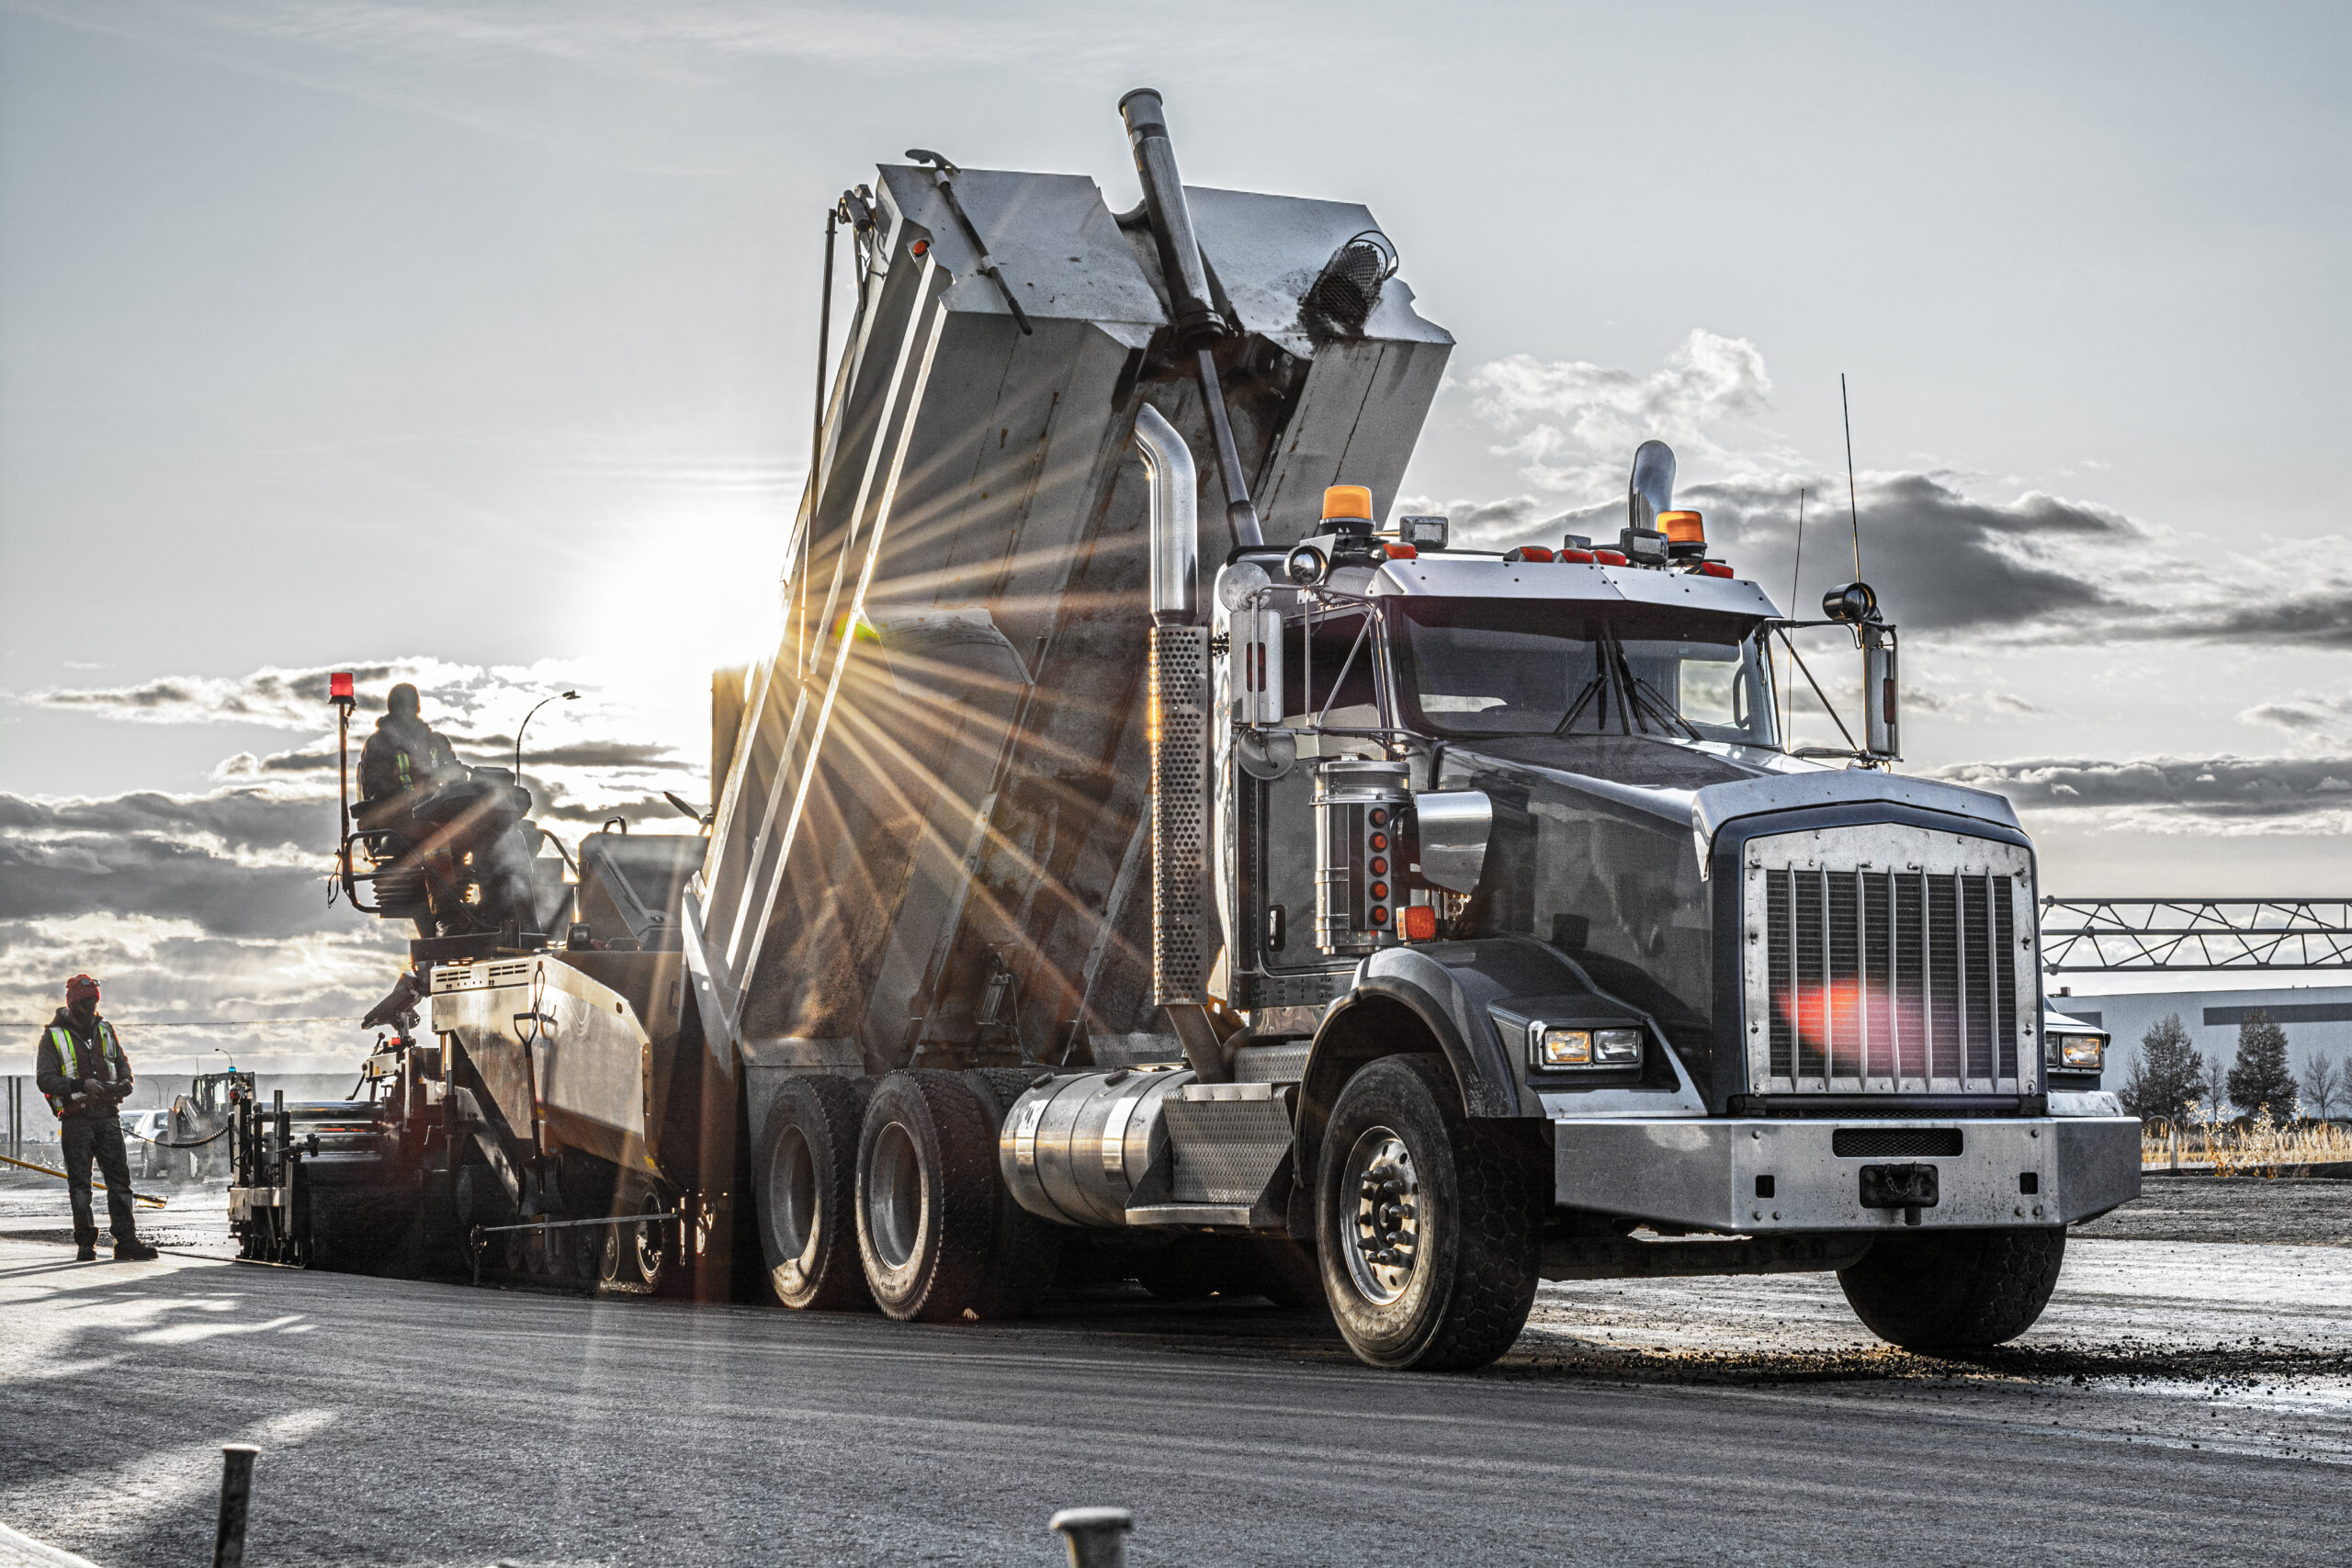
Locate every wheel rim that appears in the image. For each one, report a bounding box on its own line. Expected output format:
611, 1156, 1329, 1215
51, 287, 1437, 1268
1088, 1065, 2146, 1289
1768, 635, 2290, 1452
866, 1121, 924, 1269
772, 1126, 819, 1265
634, 1194, 666, 1286
1340, 1126, 1420, 1306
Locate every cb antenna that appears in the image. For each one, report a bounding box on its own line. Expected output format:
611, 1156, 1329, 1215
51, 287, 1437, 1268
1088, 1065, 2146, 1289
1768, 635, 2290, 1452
1785, 486, 1805, 735
1840, 373, 1861, 579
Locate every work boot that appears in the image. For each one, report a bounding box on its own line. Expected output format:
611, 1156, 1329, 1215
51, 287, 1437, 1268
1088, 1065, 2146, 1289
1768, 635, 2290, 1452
75, 1242, 96, 1262
113, 1238, 159, 1262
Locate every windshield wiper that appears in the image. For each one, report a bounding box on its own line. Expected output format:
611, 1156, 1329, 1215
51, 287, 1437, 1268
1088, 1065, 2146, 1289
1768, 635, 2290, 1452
1549, 672, 1609, 738
1605, 634, 1704, 742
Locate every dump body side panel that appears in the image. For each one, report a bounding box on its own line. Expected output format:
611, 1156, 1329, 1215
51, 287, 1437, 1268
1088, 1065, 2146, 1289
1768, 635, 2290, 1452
688, 166, 1452, 1085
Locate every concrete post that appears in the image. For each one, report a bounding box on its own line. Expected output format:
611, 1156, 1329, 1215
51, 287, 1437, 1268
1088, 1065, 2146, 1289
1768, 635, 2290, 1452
1049, 1506, 1134, 1568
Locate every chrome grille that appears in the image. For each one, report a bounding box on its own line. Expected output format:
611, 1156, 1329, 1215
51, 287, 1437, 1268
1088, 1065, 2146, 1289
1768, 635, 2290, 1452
1743, 826, 2037, 1095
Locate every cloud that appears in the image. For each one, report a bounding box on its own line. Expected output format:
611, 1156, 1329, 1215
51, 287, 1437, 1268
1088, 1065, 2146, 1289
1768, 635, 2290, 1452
14, 659, 547, 732
0, 790, 338, 940
1465, 329, 1792, 495
2240, 692, 2352, 738
1441, 332, 2352, 651
0, 915, 409, 1073
1925, 753, 2352, 835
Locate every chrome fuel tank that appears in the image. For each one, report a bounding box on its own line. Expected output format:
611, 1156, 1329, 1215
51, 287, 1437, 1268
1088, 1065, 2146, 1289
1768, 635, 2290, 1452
999, 1065, 1194, 1227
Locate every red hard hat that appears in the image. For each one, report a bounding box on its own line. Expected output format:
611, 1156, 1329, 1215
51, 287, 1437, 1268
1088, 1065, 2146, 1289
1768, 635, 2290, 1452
64, 974, 99, 1002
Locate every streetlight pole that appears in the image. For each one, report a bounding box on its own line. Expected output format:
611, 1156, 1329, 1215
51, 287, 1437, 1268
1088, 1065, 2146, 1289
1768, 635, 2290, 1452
513, 691, 580, 781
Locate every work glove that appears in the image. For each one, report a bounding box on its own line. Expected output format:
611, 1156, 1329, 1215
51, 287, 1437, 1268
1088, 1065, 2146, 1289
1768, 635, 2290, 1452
82, 1077, 109, 1098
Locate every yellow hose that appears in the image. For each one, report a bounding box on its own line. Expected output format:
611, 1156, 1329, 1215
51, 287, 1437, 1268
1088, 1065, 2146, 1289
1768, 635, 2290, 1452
0, 1150, 168, 1208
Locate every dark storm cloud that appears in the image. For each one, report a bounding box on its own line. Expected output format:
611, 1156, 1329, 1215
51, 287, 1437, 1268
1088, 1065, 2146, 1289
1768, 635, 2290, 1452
522, 740, 680, 769
1426, 466, 2352, 651
2193, 582, 2352, 649
1927, 755, 2352, 819
0, 790, 334, 938
1683, 473, 2141, 634
2240, 694, 2352, 733
0, 788, 328, 852
19, 662, 412, 728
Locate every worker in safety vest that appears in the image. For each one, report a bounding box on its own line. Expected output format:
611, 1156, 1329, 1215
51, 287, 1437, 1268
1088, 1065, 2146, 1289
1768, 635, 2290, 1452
358, 682, 460, 804
33, 975, 157, 1262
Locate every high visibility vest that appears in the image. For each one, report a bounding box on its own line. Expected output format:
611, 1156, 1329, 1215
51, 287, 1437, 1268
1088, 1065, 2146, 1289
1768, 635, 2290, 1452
44, 1021, 125, 1118
392, 734, 456, 790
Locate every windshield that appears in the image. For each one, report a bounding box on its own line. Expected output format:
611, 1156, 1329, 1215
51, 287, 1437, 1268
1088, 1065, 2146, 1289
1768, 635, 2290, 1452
1389, 598, 1777, 746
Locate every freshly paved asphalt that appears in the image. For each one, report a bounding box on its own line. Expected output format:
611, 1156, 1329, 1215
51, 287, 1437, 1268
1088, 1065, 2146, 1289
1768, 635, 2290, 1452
2, 1216, 2347, 1568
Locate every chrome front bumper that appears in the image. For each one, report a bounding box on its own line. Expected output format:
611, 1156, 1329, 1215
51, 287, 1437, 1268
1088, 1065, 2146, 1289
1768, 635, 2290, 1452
1553, 1116, 2142, 1234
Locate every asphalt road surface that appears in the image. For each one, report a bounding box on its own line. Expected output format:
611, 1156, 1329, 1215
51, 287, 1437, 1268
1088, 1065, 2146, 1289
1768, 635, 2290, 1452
0, 1190, 2346, 1567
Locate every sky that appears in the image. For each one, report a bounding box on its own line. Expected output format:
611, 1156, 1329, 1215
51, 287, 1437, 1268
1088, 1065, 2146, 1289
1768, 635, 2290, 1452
2, 0, 2346, 1073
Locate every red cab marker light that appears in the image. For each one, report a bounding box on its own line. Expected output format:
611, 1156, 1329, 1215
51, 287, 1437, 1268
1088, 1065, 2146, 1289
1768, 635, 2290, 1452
1595, 548, 1629, 567
1557, 547, 1596, 563
910, 239, 930, 257
1504, 546, 1555, 562
1403, 906, 1437, 942
1697, 561, 1734, 579
1382, 542, 1418, 559
329, 671, 355, 701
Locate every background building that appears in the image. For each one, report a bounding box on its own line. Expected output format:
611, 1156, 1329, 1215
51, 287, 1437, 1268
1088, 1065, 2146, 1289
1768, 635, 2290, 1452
2051, 983, 2352, 1104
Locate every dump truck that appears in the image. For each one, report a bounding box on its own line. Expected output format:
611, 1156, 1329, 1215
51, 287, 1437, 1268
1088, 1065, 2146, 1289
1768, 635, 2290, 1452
238, 89, 2140, 1370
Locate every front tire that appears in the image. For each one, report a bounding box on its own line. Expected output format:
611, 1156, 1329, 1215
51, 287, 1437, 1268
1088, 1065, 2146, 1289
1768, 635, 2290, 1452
1838, 1226, 2067, 1349
758, 1077, 873, 1311
1314, 1055, 1545, 1371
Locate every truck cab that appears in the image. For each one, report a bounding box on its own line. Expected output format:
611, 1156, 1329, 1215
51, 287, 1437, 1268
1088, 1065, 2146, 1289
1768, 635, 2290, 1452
1002, 427, 2143, 1368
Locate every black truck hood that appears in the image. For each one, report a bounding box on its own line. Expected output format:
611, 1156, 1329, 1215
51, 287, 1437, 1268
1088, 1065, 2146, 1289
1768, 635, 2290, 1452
1446, 734, 2023, 844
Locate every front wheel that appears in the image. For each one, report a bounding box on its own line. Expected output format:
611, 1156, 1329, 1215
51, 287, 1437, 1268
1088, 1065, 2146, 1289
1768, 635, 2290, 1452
1838, 1226, 2067, 1349
1314, 1055, 1546, 1371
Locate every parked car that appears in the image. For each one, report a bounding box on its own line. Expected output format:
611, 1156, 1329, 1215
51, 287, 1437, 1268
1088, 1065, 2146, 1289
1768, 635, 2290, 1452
119, 1109, 175, 1181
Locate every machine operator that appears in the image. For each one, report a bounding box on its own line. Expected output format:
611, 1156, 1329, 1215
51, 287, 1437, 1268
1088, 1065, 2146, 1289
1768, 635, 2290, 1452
33, 974, 158, 1262
358, 682, 460, 806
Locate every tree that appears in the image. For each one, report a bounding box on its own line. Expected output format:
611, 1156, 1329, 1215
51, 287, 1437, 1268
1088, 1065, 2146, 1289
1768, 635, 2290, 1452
2118, 1013, 2203, 1126
2198, 1055, 2231, 1125
2299, 1051, 2344, 1122
2226, 1009, 2298, 1119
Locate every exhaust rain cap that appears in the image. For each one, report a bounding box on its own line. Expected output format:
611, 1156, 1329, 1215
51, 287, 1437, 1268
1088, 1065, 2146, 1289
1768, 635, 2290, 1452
1304, 231, 1397, 337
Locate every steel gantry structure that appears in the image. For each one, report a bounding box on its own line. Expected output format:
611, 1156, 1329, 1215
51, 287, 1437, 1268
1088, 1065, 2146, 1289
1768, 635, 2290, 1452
2038, 898, 2352, 973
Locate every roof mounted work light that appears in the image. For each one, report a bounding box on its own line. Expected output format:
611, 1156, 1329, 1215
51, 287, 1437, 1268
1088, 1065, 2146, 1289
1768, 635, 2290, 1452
1397, 515, 1449, 550
1823, 581, 1879, 624
1285, 544, 1329, 587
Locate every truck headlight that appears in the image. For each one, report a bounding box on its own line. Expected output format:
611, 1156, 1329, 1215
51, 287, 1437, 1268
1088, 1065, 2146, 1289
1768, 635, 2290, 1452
1533, 1025, 1643, 1069
2047, 1032, 2105, 1070
1594, 1028, 1643, 1066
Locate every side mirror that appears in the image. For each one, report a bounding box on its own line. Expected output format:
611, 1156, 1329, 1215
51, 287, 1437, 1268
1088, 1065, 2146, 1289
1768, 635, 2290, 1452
1229, 602, 1283, 727
1862, 623, 1899, 761
1414, 790, 1492, 894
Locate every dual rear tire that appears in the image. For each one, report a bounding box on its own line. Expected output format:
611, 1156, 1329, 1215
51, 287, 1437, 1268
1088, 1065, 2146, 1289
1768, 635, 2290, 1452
756, 1069, 1056, 1322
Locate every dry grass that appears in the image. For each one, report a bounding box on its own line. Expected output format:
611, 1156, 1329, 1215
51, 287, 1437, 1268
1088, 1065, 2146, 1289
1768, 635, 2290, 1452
2141, 1105, 2352, 1176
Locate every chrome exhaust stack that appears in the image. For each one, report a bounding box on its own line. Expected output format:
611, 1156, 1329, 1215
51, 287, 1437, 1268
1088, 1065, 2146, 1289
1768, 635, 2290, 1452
1132, 406, 1227, 1079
